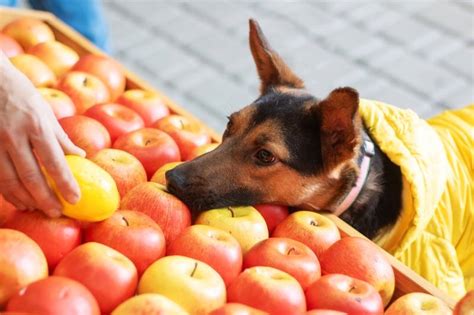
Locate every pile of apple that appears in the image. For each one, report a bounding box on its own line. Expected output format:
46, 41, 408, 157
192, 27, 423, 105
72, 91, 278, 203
0, 17, 470, 315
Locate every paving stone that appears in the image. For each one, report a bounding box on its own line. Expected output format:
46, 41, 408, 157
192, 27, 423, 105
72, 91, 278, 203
381, 17, 440, 49
414, 32, 465, 62
325, 26, 387, 58
440, 46, 474, 79
439, 83, 474, 109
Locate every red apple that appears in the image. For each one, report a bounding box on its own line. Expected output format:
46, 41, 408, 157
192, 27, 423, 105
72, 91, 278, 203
454, 290, 474, 315
168, 224, 242, 286
28, 41, 79, 77
2, 18, 55, 50
0, 194, 18, 226
85, 103, 145, 142
243, 237, 320, 290
306, 274, 383, 315
320, 237, 394, 307
228, 266, 306, 315
209, 303, 268, 315
54, 242, 138, 314
6, 276, 100, 315
3, 210, 81, 270
114, 128, 181, 179
187, 142, 220, 160
273, 211, 340, 258
0, 32, 23, 57
306, 310, 347, 315
59, 115, 111, 157
0, 228, 48, 307
72, 54, 125, 101
84, 210, 166, 276
254, 204, 289, 233
10, 53, 56, 87
117, 89, 170, 126
154, 114, 211, 160
385, 292, 452, 315
38, 87, 76, 119
150, 161, 183, 185
90, 148, 147, 197
57, 71, 110, 114
112, 293, 188, 315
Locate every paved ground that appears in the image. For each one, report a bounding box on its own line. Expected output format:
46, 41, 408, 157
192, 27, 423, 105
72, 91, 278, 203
69, 1, 474, 132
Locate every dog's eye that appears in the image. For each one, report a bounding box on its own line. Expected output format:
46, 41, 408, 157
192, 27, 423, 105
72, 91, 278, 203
255, 149, 276, 165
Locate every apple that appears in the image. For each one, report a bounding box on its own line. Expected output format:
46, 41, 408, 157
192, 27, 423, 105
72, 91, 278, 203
209, 303, 268, 315
28, 41, 79, 77
0, 228, 48, 307
0, 194, 18, 226
138, 255, 226, 315
90, 148, 147, 197
84, 210, 166, 276
154, 114, 211, 160
2, 18, 55, 50
59, 115, 111, 157
187, 142, 220, 160
150, 161, 183, 185
254, 204, 289, 234
6, 276, 100, 315
113, 128, 181, 179
195, 206, 269, 254
0, 32, 23, 57
10, 53, 56, 87
454, 290, 474, 315
306, 310, 347, 315
120, 182, 191, 244
320, 237, 395, 307
385, 292, 452, 315
72, 54, 126, 101
243, 237, 320, 290
111, 293, 188, 315
168, 224, 242, 286
3, 210, 81, 270
54, 242, 138, 314
38, 87, 76, 119
117, 89, 170, 126
57, 71, 110, 114
85, 103, 145, 142
305, 274, 383, 315
273, 211, 340, 258
227, 266, 306, 315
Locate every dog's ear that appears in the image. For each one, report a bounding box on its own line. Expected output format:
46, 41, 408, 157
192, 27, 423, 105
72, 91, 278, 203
316, 87, 361, 170
249, 19, 304, 93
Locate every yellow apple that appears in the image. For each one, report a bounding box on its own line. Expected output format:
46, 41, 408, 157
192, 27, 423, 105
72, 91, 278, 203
28, 41, 79, 77
150, 161, 183, 185
2, 18, 55, 50
385, 292, 451, 315
111, 293, 187, 315
10, 54, 56, 87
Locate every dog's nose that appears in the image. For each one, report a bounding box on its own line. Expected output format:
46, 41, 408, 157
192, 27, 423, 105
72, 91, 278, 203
166, 168, 187, 194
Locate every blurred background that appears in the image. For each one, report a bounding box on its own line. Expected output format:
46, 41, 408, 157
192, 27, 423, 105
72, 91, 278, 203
22, 0, 474, 132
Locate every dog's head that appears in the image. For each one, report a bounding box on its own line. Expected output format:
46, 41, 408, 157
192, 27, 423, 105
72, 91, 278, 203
167, 19, 362, 212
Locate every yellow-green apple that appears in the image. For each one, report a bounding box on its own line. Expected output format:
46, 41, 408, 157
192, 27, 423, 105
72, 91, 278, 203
111, 293, 188, 315
305, 274, 383, 315
0, 228, 48, 307
385, 292, 452, 315
90, 148, 147, 197
116, 89, 170, 127
454, 290, 474, 315
306, 310, 347, 315
187, 142, 220, 160
273, 211, 340, 258
6, 276, 100, 315
53, 242, 138, 314
0, 32, 23, 57
254, 204, 289, 234
10, 53, 56, 87
59, 115, 111, 157
243, 237, 320, 290
195, 206, 268, 254
139, 255, 226, 314
120, 182, 191, 243
72, 54, 125, 101
3, 210, 81, 270
85, 103, 145, 142
150, 161, 183, 185
38, 87, 76, 119
154, 114, 211, 160
227, 266, 306, 315
84, 210, 165, 276
2, 18, 55, 50
209, 303, 268, 315
28, 41, 79, 77
57, 71, 110, 114
113, 128, 181, 179
320, 237, 394, 306
168, 224, 242, 286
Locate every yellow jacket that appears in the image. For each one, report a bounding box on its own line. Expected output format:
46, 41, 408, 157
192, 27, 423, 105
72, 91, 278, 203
359, 100, 473, 299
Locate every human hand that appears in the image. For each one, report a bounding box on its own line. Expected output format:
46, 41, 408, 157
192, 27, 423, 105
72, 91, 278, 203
0, 52, 85, 217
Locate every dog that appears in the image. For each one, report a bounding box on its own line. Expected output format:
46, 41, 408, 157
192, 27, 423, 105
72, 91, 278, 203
166, 19, 473, 299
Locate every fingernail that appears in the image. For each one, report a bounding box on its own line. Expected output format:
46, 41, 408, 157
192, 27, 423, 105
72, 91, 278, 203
67, 189, 81, 204
47, 209, 62, 218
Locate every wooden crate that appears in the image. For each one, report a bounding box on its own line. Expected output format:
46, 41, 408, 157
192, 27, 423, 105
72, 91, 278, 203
0, 7, 456, 309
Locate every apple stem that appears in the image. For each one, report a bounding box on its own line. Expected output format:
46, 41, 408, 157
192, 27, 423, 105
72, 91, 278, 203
190, 262, 198, 277
287, 247, 296, 255
122, 216, 129, 227
82, 77, 88, 86
349, 286, 356, 293
145, 140, 151, 146
310, 220, 318, 226
227, 207, 235, 217
179, 119, 185, 129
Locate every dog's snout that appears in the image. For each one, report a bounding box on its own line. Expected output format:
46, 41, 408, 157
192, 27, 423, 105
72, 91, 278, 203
166, 168, 187, 194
